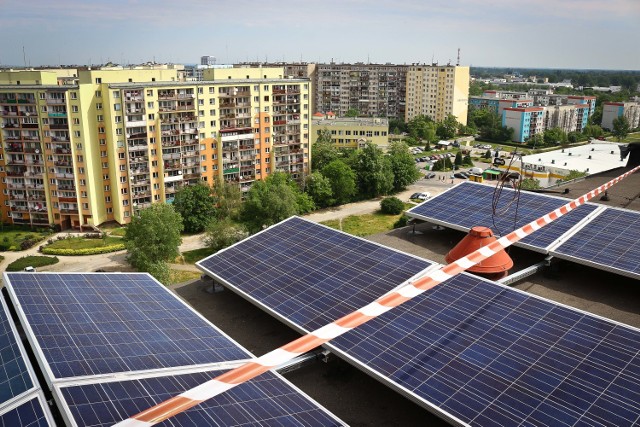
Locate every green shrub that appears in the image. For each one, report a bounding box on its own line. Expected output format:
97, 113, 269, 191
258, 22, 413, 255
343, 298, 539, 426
380, 197, 405, 215
6, 256, 59, 271
42, 243, 125, 256
393, 215, 409, 229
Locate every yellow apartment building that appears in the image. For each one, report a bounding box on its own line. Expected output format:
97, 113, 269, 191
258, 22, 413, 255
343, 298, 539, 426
405, 64, 470, 125
311, 115, 389, 150
0, 66, 311, 229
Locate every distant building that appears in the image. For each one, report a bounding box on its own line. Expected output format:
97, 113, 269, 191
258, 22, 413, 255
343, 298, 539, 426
601, 101, 640, 131
201, 56, 216, 66
311, 116, 389, 150
502, 107, 545, 143
405, 64, 470, 125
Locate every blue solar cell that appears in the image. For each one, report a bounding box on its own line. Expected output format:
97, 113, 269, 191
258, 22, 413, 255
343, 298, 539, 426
553, 208, 640, 278
406, 181, 599, 251
59, 369, 342, 427
198, 216, 433, 331
0, 395, 50, 427
6, 273, 250, 379
200, 218, 640, 426
0, 298, 33, 405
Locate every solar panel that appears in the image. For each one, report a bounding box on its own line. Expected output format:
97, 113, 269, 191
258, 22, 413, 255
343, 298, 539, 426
5, 273, 251, 380
56, 369, 343, 427
197, 216, 433, 331
0, 394, 52, 427
406, 181, 599, 252
0, 297, 33, 405
552, 207, 640, 280
199, 218, 640, 426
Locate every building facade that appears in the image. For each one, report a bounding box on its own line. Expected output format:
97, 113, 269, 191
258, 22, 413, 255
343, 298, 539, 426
502, 107, 545, 143
405, 64, 470, 125
0, 66, 311, 229
314, 63, 407, 120
601, 102, 640, 131
311, 116, 389, 150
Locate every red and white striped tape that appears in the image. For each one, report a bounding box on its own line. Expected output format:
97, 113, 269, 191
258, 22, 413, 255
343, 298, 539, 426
114, 166, 639, 426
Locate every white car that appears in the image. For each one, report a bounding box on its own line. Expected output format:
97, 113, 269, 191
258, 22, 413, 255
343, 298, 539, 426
417, 192, 431, 201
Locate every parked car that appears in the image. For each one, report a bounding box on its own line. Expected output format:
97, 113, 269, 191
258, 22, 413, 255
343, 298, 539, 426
410, 192, 422, 199
454, 172, 468, 179
452, 141, 460, 147
24, 266, 36, 272
425, 172, 436, 179
417, 192, 431, 200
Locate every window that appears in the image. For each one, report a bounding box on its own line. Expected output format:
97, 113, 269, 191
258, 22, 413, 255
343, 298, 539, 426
115, 116, 122, 123
254, 96, 259, 102
96, 103, 102, 110
115, 128, 123, 135
209, 98, 215, 105
264, 85, 269, 91
254, 85, 259, 91
120, 176, 126, 183
70, 105, 78, 113
107, 207, 113, 213
147, 102, 154, 109
264, 96, 269, 102
123, 200, 129, 206
77, 155, 84, 162
102, 162, 108, 168
96, 115, 103, 122
95, 91, 102, 98
105, 196, 111, 202
98, 127, 105, 133
74, 131, 81, 138
119, 164, 126, 171
148, 113, 155, 120
114, 103, 121, 111
124, 211, 130, 217
209, 109, 216, 116
118, 153, 125, 159
70, 92, 77, 99
264, 106, 270, 112
198, 87, 203, 94
265, 147, 270, 153
103, 174, 109, 180
79, 179, 86, 186
152, 172, 158, 178
95, 78, 102, 84
265, 158, 270, 163
264, 117, 270, 123
104, 185, 110, 191
121, 188, 128, 195
99, 139, 106, 145
82, 203, 89, 209
113, 91, 120, 98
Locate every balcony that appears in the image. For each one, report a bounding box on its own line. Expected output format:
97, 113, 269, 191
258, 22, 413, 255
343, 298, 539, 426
126, 119, 147, 128
48, 112, 67, 118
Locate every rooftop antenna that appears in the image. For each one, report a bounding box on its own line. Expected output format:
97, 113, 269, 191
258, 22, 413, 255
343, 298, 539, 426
23, 46, 27, 68
457, 48, 461, 66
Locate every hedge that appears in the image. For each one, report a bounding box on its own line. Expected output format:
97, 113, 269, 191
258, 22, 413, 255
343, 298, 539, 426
42, 243, 125, 256
6, 256, 59, 271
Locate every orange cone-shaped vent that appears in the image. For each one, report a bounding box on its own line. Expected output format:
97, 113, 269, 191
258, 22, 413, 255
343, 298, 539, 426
445, 226, 514, 280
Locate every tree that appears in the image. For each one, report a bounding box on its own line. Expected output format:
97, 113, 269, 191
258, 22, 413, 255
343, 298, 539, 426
305, 172, 333, 208
125, 204, 183, 283
345, 108, 359, 118
380, 197, 404, 215
312, 129, 341, 171
484, 149, 492, 159
239, 172, 314, 233
172, 182, 216, 233
520, 178, 541, 190
387, 141, 421, 192
462, 154, 474, 166
212, 176, 242, 220
583, 124, 604, 139
321, 160, 357, 205
454, 151, 463, 166
543, 127, 567, 146
352, 142, 394, 198
388, 118, 408, 135
557, 170, 589, 183
612, 116, 630, 142
204, 217, 248, 252
407, 115, 437, 142
436, 114, 459, 140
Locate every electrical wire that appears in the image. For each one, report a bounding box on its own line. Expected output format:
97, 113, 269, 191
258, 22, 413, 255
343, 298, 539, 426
491, 150, 524, 240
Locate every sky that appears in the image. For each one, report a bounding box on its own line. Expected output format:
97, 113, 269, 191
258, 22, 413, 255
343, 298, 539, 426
1, 0, 639, 70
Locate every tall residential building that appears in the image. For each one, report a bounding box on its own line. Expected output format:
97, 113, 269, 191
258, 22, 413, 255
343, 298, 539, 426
405, 64, 470, 125
502, 107, 545, 143
201, 56, 216, 66
0, 66, 311, 230
601, 101, 640, 131
314, 63, 407, 120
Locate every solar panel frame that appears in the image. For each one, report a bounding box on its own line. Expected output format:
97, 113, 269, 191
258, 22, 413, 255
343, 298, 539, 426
406, 181, 601, 254
53, 367, 344, 427
0, 392, 55, 427
551, 206, 640, 280
199, 217, 640, 427
3, 272, 253, 384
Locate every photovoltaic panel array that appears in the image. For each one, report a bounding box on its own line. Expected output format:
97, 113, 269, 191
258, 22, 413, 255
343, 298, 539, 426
4, 272, 345, 427
552, 207, 640, 280
197, 216, 433, 331
199, 217, 640, 427
6, 273, 250, 380
56, 369, 342, 427
0, 394, 51, 427
406, 181, 599, 252
0, 295, 55, 426
0, 298, 33, 405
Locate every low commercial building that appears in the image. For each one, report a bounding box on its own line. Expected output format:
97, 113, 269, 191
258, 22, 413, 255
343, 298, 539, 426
311, 116, 389, 150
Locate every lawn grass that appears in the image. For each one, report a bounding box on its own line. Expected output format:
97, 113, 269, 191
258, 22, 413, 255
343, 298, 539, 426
45, 236, 123, 250
167, 269, 202, 285
182, 247, 217, 264
0, 225, 52, 251
6, 255, 59, 271
321, 205, 410, 237
106, 227, 127, 237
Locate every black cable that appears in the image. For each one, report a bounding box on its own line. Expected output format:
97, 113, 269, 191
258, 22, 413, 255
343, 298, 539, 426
491, 151, 523, 244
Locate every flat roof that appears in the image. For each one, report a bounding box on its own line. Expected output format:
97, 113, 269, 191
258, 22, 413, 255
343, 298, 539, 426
521, 142, 625, 175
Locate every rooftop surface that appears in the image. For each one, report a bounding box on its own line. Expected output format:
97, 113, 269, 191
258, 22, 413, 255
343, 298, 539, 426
521, 142, 625, 174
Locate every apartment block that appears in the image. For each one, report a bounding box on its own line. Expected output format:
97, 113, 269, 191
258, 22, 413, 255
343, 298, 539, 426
474, 89, 596, 117
311, 115, 389, 150
468, 97, 534, 116
314, 63, 406, 120
502, 107, 545, 143
405, 64, 470, 125
601, 102, 640, 130
0, 66, 311, 229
